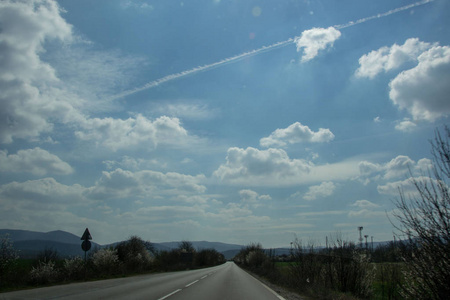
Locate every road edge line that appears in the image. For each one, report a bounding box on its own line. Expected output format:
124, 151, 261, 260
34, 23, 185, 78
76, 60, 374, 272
157, 289, 182, 300
241, 269, 286, 300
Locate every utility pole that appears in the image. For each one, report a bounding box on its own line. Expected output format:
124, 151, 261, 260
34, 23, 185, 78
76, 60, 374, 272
357, 226, 363, 248
364, 235, 368, 250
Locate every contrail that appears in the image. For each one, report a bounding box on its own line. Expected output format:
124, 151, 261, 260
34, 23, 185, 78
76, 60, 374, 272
335, 0, 435, 29
112, 0, 434, 100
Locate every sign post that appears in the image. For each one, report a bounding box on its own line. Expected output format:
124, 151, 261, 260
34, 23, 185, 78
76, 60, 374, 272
80, 228, 92, 262
81, 228, 92, 280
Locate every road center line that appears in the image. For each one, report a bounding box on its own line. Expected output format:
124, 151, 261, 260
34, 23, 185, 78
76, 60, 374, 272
200, 275, 208, 279
185, 280, 199, 287
157, 289, 181, 300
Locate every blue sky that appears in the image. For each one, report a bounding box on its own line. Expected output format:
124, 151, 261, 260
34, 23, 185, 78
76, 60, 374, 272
0, 0, 449, 247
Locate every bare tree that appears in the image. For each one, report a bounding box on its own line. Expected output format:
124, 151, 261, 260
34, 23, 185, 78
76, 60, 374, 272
178, 241, 195, 253
393, 126, 450, 299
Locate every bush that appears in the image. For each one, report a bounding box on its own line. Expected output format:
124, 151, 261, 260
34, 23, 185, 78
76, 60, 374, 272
194, 249, 225, 267
29, 260, 60, 285
392, 127, 450, 299
0, 234, 19, 286
91, 248, 120, 275
289, 238, 373, 299
36, 247, 59, 263
154, 249, 181, 271
115, 236, 153, 273
63, 256, 85, 280
234, 243, 269, 269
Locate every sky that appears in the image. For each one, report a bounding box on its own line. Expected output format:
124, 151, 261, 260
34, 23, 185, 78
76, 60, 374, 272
0, 0, 449, 248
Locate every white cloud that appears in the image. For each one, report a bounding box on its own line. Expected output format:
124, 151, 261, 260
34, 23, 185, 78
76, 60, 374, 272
348, 209, 386, 218
214, 147, 361, 186
395, 119, 417, 132
0, 178, 85, 205
75, 115, 195, 151
384, 155, 415, 179
86, 168, 206, 200
377, 177, 419, 196
389, 45, 450, 122
295, 27, 341, 62
213, 147, 313, 185
0, 148, 73, 175
356, 38, 432, 79
103, 156, 165, 171
303, 181, 336, 201
152, 103, 219, 121
358, 155, 432, 183
351, 200, 379, 209
260, 122, 334, 147
0, 0, 76, 143
239, 189, 271, 205
121, 1, 154, 10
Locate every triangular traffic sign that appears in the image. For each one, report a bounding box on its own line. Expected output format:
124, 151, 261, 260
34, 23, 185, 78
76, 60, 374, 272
81, 228, 92, 240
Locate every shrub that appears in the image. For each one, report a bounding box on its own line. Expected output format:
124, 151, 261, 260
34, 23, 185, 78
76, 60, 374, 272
63, 256, 85, 280
194, 249, 225, 267
29, 260, 60, 285
289, 238, 373, 299
115, 236, 152, 273
91, 248, 120, 275
392, 127, 450, 299
154, 249, 181, 271
0, 234, 19, 286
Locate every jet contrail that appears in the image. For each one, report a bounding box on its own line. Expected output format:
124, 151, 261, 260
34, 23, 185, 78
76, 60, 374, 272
112, 0, 434, 100
335, 0, 435, 30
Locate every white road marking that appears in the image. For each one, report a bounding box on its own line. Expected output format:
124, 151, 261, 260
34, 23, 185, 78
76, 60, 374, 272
200, 275, 208, 279
185, 280, 199, 287
157, 289, 181, 300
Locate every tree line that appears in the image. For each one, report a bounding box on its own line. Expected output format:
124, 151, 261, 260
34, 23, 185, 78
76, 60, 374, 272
0, 236, 225, 290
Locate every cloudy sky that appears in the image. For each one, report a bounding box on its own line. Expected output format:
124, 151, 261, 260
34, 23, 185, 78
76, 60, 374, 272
1, 0, 449, 247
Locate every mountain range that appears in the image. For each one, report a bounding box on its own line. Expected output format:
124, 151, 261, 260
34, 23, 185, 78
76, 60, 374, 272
0, 229, 251, 259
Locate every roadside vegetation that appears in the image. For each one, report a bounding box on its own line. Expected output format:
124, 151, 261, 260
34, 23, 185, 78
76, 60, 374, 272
0, 236, 225, 292
234, 127, 450, 300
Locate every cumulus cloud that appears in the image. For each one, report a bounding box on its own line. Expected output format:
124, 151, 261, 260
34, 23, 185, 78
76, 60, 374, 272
0, 148, 73, 175
358, 155, 432, 184
239, 189, 271, 206
395, 119, 417, 132
348, 209, 386, 218
355, 38, 433, 79
75, 115, 194, 151
0, 178, 85, 205
0, 0, 76, 143
86, 168, 206, 200
356, 38, 450, 122
0, 0, 151, 146
295, 27, 341, 62
260, 122, 334, 148
213, 147, 313, 185
303, 181, 336, 201
351, 200, 379, 209
377, 177, 425, 196
389, 45, 450, 122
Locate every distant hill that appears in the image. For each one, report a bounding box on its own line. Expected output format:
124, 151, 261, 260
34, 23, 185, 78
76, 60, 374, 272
0, 229, 245, 259
0, 229, 85, 245
1, 229, 301, 260
0, 229, 100, 259
158, 241, 244, 253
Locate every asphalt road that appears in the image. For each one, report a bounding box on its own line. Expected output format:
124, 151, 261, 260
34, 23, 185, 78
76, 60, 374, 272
0, 262, 285, 300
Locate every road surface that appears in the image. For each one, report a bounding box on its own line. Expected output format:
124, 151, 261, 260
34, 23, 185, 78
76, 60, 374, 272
1, 262, 285, 300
